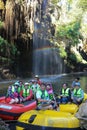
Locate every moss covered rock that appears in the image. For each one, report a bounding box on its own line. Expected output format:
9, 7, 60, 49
0, 118, 10, 130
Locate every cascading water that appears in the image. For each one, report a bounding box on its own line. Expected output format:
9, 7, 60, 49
33, 0, 65, 75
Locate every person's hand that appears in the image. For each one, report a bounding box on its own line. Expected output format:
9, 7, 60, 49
50, 100, 55, 103
62, 95, 66, 97
20, 97, 23, 102
23, 98, 26, 102
47, 100, 52, 104
77, 98, 81, 102
71, 97, 73, 100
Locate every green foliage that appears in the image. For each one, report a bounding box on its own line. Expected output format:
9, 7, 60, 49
0, 36, 18, 63
69, 53, 77, 62
0, 21, 3, 28
17, 0, 24, 4
56, 21, 82, 46
78, 0, 87, 11
59, 46, 67, 58
68, 0, 73, 3
51, 0, 58, 5
69, 51, 84, 63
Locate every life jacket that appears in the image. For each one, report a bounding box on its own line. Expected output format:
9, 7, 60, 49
39, 90, 49, 99
18, 85, 24, 93
23, 88, 30, 97
61, 88, 70, 96
31, 84, 40, 93
73, 88, 82, 98
47, 89, 54, 100
11, 86, 15, 93
6, 86, 18, 99
49, 93, 54, 100
37, 90, 49, 105
6, 89, 14, 98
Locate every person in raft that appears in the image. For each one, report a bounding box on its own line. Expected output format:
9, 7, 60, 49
36, 82, 54, 110
34, 75, 42, 85
71, 82, 84, 105
56, 83, 71, 104
20, 82, 33, 102
71, 77, 80, 91
5, 84, 19, 104
46, 83, 58, 109
31, 79, 40, 99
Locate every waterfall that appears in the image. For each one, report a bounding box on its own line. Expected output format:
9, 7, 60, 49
33, 0, 65, 75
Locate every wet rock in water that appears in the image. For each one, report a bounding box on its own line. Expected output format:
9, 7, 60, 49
0, 118, 10, 130
75, 100, 87, 130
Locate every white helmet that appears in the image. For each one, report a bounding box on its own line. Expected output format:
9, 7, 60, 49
24, 82, 29, 86
35, 75, 39, 78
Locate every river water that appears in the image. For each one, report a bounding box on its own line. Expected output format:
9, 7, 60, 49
0, 72, 87, 96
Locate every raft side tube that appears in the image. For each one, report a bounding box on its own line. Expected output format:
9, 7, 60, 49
16, 110, 80, 130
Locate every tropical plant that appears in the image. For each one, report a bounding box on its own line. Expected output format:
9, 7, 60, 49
59, 46, 67, 58
78, 0, 87, 11
56, 21, 82, 46
0, 36, 18, 64
0, 21, 3, 28
51, 0, 59, 5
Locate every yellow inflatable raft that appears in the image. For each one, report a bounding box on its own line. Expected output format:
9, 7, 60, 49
59, 103, 78, 114
16, 93, 87, 130
16, 109, 80, 130
59, 92, 87, 114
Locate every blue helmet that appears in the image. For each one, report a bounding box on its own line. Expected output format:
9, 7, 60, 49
14, 81, 20, 86
74, 82, 80, 87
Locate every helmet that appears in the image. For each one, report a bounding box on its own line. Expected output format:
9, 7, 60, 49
24, 82, 29, 86
31, 79, 37, 83
14, 82, 20, 86
74, 82, 80, 87
35, 75, 39, 78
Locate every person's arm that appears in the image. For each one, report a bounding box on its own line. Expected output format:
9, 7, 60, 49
71, 91, 74, 99
80, 90, 84, 99
5, 90, 9, 98
36, 91, 50, 103
19, 90, 23, 97
26, 89, 33, 100
68, 89, 71, 101
37, 98, 50, 103
77, 90, 84, 102
59, 89, 62, 96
